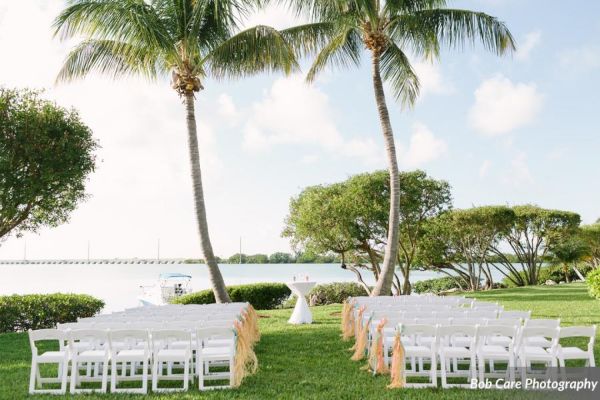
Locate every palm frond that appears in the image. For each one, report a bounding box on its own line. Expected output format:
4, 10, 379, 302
205, 25, 300, 79
55, 39, 162, 83
402, 9, 516, 55
280, 22, 337, 58
379, 42, 420, 108
306, 27, 362, 83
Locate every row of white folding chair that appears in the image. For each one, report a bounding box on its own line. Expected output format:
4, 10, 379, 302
28, 327, 235, 395
81, 311, 243, 323
381, 323, 595, 388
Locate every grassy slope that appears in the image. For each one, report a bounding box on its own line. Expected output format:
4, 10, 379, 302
0, 283, 597, 399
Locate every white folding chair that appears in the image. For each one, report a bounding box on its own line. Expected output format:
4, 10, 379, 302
196, 328, 235, 390
151, 330, 192, 392
517, 326, 559, 384
400, 324, 438, 387
109, 330, 151, 394
476, 325, 518, 382
556, 326, 596, 369
437, 325, 478, 388
69, 329, 111, 394
28, 329, 70, 394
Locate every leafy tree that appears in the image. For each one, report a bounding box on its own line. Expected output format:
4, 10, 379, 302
228, 253, 248, 264
54, 0, 297, 302
281, 0, 515, 295
246, 253, 269, 263
396, 171, 451, 294
283, 170, 450, 294
269, 252, 294, 263
419, 206, 515, 291
547, 233, 589, 283
580, 223, 600, 269
0, 88, 97, 240
488, 205, 581, 286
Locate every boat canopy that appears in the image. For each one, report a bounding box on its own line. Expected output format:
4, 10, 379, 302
159, 272, 192, 280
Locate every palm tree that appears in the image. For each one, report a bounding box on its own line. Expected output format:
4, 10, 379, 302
54, 0, 298, 302
548, 235, 589, 283
280, 0, 515, 295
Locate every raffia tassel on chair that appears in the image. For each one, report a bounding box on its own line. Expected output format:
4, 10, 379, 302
367, 318, 389, 375
245, 305, 261, 343
341, 299, 356, 341
232, 320, 258, 388
387, 331, 406, 389
351, 307, 369, 361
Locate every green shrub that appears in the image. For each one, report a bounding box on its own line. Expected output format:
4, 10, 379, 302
413, 277, 460, 294
0, 293, 104, 333
587, 268, 600, 299
283, 282, 369, 308
308, 282, 368, 306
503, 264, 591, 287
173, 283, 291, 310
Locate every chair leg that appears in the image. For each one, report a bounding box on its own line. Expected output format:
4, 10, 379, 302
60, 360, 69, 394
142, 359, 148, 394
440, 356, 447, 388
198, 357, 204, 390
29, 359, 37, 393
229, 358, 234, 388
478, 358, 485, 382
70, 360, 78, 393
101, 359, 109, 393
183, 360, 190, 391
111, 359, 117, 392
430, 355, 437, 387
152, 359, 159, 392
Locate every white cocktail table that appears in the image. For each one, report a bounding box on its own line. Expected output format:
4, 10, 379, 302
286, 281, 316, 324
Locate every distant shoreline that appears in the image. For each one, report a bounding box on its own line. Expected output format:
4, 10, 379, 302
0, 259, 340, 265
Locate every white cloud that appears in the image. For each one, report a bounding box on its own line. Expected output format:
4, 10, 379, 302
479, 160, 492, 178
412, 61, 454, 98
502, 152, 534, 187
397, 123, 448, 168
515, 30, 542, 61
560, 46, 600, 71
468, 75, 543, 136
242, 75, 380, 164
240, 4, 305, 30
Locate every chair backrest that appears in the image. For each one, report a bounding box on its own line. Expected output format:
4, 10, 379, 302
69, 329, 109, 352
525, 319, 560, 328
109, 330, 150, 352
558, 325, 597, 350
500, 310, 531, 320
452, 317, 487, 326
28, 329, 66, 355
477, 325, 518, 349
151, 329, 191, 351
399, 323, 437, 346
196, 328, 234, 345
490, 318, 522, 327
437, 325, 478, 347
519, 326, 559, 349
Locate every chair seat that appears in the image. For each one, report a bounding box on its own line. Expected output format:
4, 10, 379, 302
452, 336, 475, 347
77, 350, 109, 361
488, 336, 511, 346
404, 345, 433, 357
114, 349, 147, 361
439, 346, 472, 358
156, 349, 189, 362
519, 346, 554, 360
169, 341, 192, 350
205, 338, 234, 347
479, 345, 510, 357
559, 347, 590, 359
199, 346, 232, 360
525, 336, 552, 347
38, 351, 68, 363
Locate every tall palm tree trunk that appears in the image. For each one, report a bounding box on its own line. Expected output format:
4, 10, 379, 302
184, 92, 231, 303
370, 52, 401, 296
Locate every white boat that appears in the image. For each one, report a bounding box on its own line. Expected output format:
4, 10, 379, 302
138, 272, 193, 306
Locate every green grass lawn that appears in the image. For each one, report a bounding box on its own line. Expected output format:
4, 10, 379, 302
0, 283, 597, 399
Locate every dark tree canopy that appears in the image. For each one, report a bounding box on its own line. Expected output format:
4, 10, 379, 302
0, 88, 97, 240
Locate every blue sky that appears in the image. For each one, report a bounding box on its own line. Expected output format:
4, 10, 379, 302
0, 0, 599, 260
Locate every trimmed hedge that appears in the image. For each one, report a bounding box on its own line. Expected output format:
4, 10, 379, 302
413, 277, 460, 294
587, 268, 600, 299
308, 282, 369, 306
0, 293, 104, 333
172, 283, 291, 310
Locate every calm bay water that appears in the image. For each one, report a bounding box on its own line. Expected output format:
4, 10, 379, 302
0, 263, 503, 312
